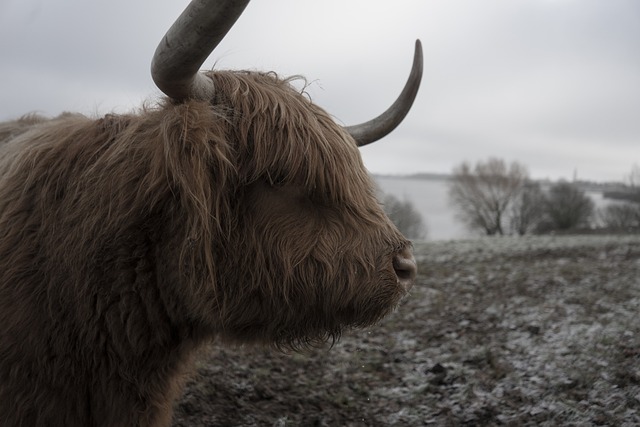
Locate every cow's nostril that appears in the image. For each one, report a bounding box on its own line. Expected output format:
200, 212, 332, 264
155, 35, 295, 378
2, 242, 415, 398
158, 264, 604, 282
393, 248, 417, 291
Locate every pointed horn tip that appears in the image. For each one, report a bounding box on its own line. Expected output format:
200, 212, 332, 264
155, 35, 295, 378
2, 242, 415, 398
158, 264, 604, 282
415, 40, 423, 67
347, 39, 424, 147
413, 39, 424, 76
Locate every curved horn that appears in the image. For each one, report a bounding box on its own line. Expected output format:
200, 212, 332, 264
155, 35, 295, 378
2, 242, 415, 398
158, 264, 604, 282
346, 40, 423, 147
151, 0, 251, 101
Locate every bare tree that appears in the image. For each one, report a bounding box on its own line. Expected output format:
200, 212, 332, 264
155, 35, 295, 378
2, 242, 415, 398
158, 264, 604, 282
543, 181, 594, 231
599, 165, 640, 231
599, 203, 640, 230
510, 181, 546, 235
627, 164, 640, 188
381, 193, 427, 240
603, 165, 640, 204
598, 164, 640, 232
449, 158, 528, 235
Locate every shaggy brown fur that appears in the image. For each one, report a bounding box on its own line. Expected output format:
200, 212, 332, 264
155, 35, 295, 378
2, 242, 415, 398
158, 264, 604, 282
0, 71, 412, 426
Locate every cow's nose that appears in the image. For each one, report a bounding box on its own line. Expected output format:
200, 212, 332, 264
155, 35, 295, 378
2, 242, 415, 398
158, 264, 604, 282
393, 247, 417, 291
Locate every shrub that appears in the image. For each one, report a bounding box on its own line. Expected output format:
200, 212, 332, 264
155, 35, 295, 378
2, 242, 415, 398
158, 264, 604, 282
381, 193, 427, 240
542, 181, 594, 231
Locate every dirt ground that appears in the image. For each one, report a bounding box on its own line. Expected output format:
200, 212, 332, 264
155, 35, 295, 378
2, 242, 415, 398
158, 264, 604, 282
172, 235, 640, 426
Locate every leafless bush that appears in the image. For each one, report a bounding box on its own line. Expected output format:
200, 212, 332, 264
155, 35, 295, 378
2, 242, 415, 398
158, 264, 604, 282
599, 203, 640, 230
449, 158, 528, 235
626, 163, 640, 188
381, 193, 427, 240
541, 181, 594, 231
510, 181, 546, 235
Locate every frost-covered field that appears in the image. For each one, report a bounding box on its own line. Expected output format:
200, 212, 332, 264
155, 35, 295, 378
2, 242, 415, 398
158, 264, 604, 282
173, 235, 640, 426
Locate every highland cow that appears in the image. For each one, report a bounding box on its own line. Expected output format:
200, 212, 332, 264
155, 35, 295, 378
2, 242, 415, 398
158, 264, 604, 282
0, 1, 421, 426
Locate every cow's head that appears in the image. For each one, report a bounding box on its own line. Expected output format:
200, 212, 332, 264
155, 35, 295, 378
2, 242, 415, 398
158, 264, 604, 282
151, 0, 421, 348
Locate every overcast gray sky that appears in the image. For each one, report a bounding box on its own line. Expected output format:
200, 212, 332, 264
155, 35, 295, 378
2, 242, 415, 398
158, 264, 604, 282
1, 0, 638, 182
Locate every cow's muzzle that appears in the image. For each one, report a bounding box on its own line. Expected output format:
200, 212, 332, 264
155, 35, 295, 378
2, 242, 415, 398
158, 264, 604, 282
392, 247, 417, 291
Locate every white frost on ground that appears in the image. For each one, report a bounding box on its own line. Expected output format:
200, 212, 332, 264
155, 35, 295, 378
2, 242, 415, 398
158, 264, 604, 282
389, 234, 640, 426
173, 234, 640, 426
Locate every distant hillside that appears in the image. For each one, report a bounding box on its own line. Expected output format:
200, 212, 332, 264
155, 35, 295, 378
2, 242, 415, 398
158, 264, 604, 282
374, 173, 631, 192
603, 190, 640, 203
373, 173, 451, 181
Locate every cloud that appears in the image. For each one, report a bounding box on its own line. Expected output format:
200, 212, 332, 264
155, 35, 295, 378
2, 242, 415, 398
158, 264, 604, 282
1, 0, 638, 182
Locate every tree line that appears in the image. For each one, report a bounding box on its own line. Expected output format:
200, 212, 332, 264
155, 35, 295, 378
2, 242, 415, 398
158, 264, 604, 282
378, 159, 639, 240
449, 158, 640, 236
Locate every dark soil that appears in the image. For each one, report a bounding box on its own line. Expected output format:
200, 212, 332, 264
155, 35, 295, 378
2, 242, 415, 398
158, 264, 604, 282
172, 235, 640, 426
